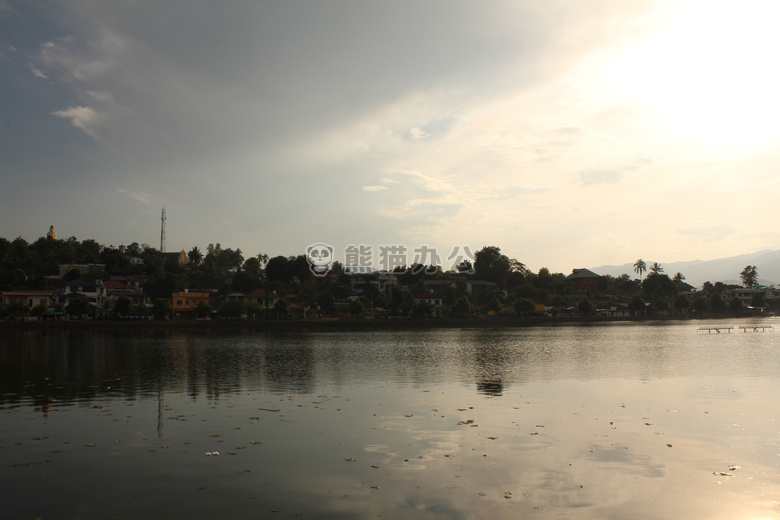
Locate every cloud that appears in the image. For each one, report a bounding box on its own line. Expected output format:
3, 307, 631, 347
406, 127, 430, 140
362, 185, 388, 192
678, 225, 736, 239
27, 62, 48, 79
51, 105, 99, 136
579, 170, 624, 186
0, 42, 15, 60
117, 189, 156, 205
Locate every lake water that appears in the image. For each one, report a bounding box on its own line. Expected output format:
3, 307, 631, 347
1, 319, 779, 519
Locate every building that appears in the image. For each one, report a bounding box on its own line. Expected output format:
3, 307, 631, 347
721, 287, 780, 308
566, 268, 601, 291
172, 290, 211, 313
164, 250, 188, 265
243, 288, 280, 309
414, 292, 445, 317
1, 290, 55, 310
61, 279, 106, 307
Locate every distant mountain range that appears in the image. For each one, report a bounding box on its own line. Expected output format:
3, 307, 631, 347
589, 249, 780, 289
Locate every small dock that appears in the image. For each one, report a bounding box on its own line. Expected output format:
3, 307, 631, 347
739, 325, 774, 333
697, 326, 734, 334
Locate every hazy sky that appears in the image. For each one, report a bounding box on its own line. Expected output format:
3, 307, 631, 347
2, 0, 779, 273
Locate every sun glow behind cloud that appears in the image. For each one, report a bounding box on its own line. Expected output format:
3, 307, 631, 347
602, 0, 780, 153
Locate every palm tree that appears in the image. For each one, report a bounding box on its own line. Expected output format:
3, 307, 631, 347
257, 253, 269, 267
649, 262, 664, 275
673, 272, 685, 282
634, 259, 647, 281
188, 246, 203, 265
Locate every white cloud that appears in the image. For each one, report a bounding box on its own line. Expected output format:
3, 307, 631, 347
27, 62, 48, 79
362, 185, 388, 192
579, 170, 624, 186
51, 105, 99, 136
117, 189, 156, 205
406, 127, 430, 140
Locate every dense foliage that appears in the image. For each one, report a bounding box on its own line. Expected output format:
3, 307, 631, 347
1, 236, 776, 319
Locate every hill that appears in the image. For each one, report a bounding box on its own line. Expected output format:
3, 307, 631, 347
590, 249, 780, 289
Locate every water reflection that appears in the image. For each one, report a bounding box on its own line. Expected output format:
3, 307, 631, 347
2, 321, 779, 407
1, 320, 779, 520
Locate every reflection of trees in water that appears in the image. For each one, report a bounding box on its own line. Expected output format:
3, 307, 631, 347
476, 376, 504, 396
460, 330, 530, 397
262, 335, 315, 394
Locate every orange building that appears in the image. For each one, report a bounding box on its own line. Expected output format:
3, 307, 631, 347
172, 291, 210, 313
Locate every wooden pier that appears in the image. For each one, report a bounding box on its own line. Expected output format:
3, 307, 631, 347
698, 325, 774, 334
738, 325, 774, 333
697, 326, 734, 334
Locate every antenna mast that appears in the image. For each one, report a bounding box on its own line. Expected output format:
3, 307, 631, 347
160, 207, 166, 253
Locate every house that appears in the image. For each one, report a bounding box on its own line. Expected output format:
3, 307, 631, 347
414, 292, 445, 317
164, 250, 188, 265
721, 287, 780, 307
566, 268, 601, 291
61, 279, 106, 307
243, 288, 279, 309
1, 290, 55, 310
172, 290, 211, 313
598, 304, 632, 318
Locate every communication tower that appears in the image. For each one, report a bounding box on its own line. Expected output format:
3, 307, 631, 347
160, 207, 166, 253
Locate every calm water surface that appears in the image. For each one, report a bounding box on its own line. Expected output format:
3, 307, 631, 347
1, 319, 779, 519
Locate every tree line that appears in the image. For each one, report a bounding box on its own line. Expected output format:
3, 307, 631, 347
0, 234, 774, 319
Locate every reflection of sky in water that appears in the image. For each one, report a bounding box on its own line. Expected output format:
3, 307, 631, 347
0, 319, 778, 519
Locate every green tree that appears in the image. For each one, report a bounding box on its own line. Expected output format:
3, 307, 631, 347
243, 256, 261, 274
577, 297, 594, 316
188, 246, 203, 265
751, 292, 767, 308
729, 297, 744, 313
66, 296, 91, 318
649, 262, 664, 275
195, 301, 213, 318
690, 296, 709, 313
486, 297, 502, 315
673, 294, 690, 313
412, 300, 434, 318
31, 303, 48, 318
273, 297, 291, 317
452, 296, 474, 316
348, 298, 365, 316
641, 273, 676, 302
709, 293, 728, 313
740, 265, 758, 288
633, 259, 647, 281
266, 256, 294, 283
628, 295, 645, 315
474, 246, 511, 284
514, 298, 535, 316
113, 296, 135, 316
219, 300, 246, 318
151, 298, 172, 320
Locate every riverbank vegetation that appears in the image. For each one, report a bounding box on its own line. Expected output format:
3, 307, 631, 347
0, 235, 776, 322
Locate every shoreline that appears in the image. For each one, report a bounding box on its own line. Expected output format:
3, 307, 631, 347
0, 313, 759, 333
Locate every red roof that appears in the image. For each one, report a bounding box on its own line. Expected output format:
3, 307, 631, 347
244, 288, 278, 299
2, 290, 54, 296
104, 280, 130, 290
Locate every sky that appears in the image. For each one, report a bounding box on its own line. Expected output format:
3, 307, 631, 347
2, 0, 779, 274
